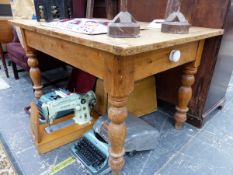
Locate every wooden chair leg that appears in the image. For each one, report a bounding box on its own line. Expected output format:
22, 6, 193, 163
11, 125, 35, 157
8, 60, 11, 66
12, 62, 19, 80
62, 65, 68, 71
0, 45, 9, 78
1, 55, 9, 78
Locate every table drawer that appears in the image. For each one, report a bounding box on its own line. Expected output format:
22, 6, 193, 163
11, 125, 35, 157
134, 41, 199, 81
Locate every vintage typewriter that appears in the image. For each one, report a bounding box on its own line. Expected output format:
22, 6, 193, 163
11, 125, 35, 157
71, 113, 160, 175
71, 130, 109, 175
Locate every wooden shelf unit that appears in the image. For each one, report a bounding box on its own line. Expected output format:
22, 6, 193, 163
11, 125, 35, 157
30, 102, 99, 154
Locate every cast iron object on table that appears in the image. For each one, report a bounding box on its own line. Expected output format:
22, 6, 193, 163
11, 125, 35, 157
34, 0, 72, 22
155, 0, 231, 128
108, 0, 140, 38
161, 0, 190, 34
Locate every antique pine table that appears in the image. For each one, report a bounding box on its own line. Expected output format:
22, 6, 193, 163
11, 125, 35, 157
11, 19, 223, 175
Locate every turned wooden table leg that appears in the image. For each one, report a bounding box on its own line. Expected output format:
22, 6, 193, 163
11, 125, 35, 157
104, 56, 134, 174
0, 44, 9, 78
174, 62, 198, 129
26, 51, 43, 98
108, 96, 128, 175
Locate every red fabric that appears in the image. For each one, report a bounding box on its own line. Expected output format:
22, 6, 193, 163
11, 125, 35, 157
67, 69, 96, 93
68, 0, 97, 93
72, 0, 87, 18
7, 41, 66, 72
6, 42, 29, 71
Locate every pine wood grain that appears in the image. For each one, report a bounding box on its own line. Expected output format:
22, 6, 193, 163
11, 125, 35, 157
0, 20, 13, 43
10, 19, 223, 56
13, 18, 224, 174
30, 102, 99, 154
0, 0, 10, 4
133, 41, 199, 81
24, 30, 107, 79
95, 76, 157, 117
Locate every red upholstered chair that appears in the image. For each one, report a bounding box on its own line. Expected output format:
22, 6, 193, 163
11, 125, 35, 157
7, 0, 91, 79
67, 0, 118, 93
67, 0, 97, 93
6, 29, 66, 80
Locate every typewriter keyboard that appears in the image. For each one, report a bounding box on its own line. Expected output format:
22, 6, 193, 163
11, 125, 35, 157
74, 137, 107, 170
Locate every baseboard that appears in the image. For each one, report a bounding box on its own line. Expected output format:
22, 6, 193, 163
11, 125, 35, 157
187, 98, 226, 128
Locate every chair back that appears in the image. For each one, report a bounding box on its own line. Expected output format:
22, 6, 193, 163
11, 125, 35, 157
0, 19, 14, 43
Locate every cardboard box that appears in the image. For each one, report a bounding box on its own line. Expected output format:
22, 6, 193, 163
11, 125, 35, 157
95, 76, 157, 117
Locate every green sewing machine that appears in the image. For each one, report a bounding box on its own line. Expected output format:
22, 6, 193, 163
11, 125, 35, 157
38, 90, 96, 133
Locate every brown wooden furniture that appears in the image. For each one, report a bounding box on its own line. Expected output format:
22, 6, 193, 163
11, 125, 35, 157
0, 17, 13, 78
203, 0, 233, 121
86, 0, 118, 19
11, 19, 222, 174
30, 102, 99, 154
95, 76, 157, 117
127, 0, 231, 128
0, 0, 10, 4
156, 0, 231, 128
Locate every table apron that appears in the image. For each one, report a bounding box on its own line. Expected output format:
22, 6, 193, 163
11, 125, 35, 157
24, 30, 108, 80
24, 29, 200, 83
133, 41, 199, 81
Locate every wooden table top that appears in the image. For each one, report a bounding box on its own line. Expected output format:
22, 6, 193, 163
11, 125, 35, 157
11, 19, 224, 56
0, 16, 12, 20
0, 0, 10, 4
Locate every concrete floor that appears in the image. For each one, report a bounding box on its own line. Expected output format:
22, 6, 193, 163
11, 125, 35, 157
0, 64, 233, 175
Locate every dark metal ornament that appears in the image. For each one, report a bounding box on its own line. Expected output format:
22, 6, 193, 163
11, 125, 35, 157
34, 0, 72, 22
161, 0, 190, 34
108, 0, 140, 38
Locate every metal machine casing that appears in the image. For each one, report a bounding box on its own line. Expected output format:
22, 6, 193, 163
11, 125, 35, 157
93, 113, 160, 153
37, 89, 73, 123
71, 113, 160, 175
37, 90, 96, 125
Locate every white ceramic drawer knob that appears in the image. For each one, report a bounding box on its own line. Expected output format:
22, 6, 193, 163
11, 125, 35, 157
169, 50, 181, 62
